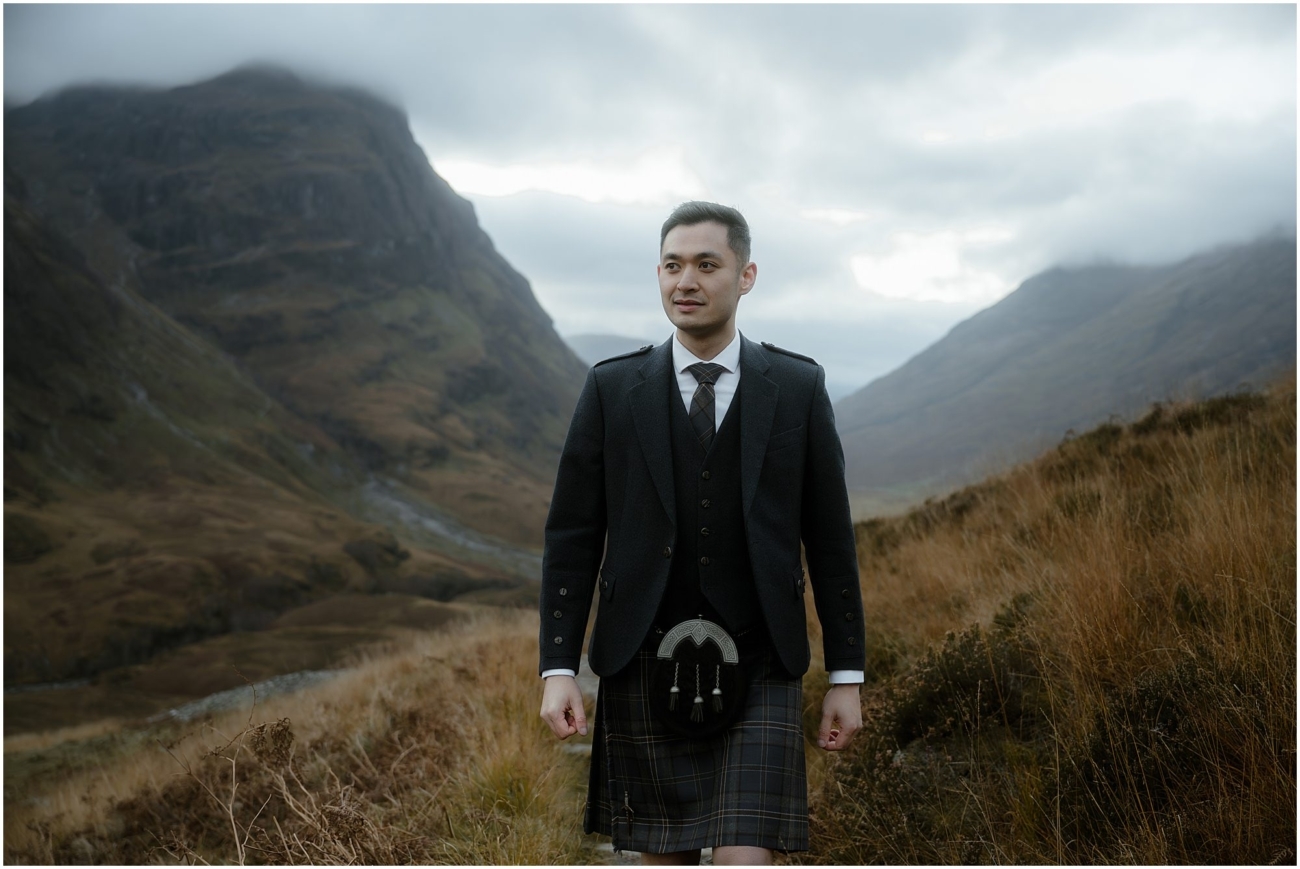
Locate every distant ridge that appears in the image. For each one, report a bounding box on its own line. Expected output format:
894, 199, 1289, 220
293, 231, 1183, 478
835, 236, 1297, 509
564, 333, 659, 366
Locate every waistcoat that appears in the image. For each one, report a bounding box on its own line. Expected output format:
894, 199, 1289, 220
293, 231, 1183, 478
656, 384, 762, 632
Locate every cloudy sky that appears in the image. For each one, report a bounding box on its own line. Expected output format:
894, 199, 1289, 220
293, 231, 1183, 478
5, 4, 1296, 398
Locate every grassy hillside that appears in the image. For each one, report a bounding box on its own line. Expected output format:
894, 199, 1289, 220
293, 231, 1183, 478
808, 375, 1295, 863
5, 610, 591, 865
6, 377, 1293, 863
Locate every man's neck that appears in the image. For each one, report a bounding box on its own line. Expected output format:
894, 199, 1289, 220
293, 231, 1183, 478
675, 326, 736, 362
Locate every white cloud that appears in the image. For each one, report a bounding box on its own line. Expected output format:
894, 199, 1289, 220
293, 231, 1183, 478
433, 147, 705, 207
849, 229, 1017, 305
799, 208, 872, 227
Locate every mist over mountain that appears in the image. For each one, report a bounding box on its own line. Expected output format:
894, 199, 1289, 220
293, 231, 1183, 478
836, 236, 1297, 510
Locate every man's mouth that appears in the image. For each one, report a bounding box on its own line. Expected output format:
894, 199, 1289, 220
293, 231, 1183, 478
674, 299, 703, 310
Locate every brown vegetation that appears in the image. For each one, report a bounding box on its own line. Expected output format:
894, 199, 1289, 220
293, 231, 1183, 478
803, 379, 1296, 864
6, 379, 1293, 864
6, 611, 590, 865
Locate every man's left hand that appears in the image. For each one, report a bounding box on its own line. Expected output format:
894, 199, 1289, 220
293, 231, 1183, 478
817, 683, 862, 751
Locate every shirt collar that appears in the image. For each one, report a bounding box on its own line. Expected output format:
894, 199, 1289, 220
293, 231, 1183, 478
672, 331, 742, 375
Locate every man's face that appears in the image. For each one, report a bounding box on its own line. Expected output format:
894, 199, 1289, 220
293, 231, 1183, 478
658, 221, 756, 339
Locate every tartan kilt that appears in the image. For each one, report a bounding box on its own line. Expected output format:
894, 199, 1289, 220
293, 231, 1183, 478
584, 643, 808, 854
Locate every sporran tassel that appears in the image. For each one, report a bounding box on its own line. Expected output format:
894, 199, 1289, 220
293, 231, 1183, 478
712, 664, 724, 713
691, 664, 704, 722
669, 662, 680, 711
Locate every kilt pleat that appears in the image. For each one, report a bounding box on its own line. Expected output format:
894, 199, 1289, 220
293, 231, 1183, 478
583, 646, 808, 854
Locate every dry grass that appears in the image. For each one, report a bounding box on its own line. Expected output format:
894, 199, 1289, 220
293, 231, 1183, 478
5, 609, 590, 865
804, 378, 1296, 864
4, 719, 127, 755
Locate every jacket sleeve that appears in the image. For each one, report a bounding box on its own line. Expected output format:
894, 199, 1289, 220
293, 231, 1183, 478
539, 367, 607, 674
801, 365, 867, 671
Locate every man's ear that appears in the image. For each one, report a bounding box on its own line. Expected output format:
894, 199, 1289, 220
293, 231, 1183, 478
739, 262, 757, 295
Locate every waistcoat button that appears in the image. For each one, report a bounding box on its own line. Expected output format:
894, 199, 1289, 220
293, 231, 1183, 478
554, 636, 563, 645
553, 610, 563, 619
700, 499, 711, 508
663, 546, 672, 558
700, 556, 710, 566
559, 588, 568, 596
700, 527, 710, 536
701, 470, 711, 480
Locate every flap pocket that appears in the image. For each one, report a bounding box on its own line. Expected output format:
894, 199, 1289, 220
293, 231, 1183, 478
766, 424, 805, 454
598, 569, 615, 601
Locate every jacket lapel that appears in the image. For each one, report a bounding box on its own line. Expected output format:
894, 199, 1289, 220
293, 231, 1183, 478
739, 335, 779, 517
630, 339, 677, 525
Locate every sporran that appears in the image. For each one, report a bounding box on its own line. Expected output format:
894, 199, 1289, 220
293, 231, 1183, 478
649, 618, 751, 738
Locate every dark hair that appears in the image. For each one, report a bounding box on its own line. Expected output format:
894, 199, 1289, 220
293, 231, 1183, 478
660, 201, 752, 265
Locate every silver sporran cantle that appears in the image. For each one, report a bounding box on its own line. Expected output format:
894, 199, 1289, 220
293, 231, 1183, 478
649, 618, 750, 738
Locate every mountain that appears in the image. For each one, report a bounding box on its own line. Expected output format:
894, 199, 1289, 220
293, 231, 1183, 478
3, 66, 585, 691
835, 236, 1297, 508
5, 65, 587, 546
564, 333, 658, 366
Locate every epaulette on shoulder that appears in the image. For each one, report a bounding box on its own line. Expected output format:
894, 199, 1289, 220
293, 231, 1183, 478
760, 341, 817, 365
594, 344, 655, 366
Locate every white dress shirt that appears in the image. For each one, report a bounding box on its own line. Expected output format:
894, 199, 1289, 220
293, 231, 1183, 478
672, 330, 741, 425
544, 331, 863, 686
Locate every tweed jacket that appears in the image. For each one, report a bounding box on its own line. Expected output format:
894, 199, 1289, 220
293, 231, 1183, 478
538, 334, 866, 679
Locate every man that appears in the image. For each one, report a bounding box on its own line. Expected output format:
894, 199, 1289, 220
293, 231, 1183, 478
539, 201, 865, 865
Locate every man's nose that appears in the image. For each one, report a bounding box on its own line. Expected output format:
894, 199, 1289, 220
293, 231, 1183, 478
676, 267, 700, 289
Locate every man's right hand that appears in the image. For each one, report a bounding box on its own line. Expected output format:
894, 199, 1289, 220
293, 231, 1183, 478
540, 675, 588, 739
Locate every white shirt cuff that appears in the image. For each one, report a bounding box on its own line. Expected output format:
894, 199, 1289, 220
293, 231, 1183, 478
542, 668, 577, 679
828, 670, 865, 685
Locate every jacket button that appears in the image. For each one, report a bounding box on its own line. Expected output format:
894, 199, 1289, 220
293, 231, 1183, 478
559, 588, 568, 596
847, 636, 856, 645
700, 499, 711, 508
840, 588, 850, 599
700, 556, 710, 566
845, 612, 855, 621
701, 470, 711, 480
554, 636, 564, 645
700, 527, 710, 536
553, 610, 563, 619
663, 546, 672, 558
600, 579, 608, 590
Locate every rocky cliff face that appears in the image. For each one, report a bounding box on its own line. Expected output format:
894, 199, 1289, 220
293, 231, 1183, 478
835, 236, 1297, 507
6, 65, 586, 545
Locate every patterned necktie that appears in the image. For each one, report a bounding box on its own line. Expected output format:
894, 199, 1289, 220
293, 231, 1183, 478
686, 362, 727, 451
